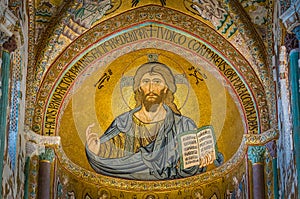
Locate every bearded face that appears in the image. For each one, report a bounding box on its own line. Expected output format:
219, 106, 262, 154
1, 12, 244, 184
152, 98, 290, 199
139, 72, 167, 112
134, 68, 181, 115
141, 89, 165, 112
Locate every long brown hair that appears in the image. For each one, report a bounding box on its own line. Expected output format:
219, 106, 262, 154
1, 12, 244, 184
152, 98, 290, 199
133, 62, 176, 93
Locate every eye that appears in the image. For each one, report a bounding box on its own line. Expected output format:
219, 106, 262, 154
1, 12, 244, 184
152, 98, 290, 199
142, 79, 150, 84
153, 79, 162, 84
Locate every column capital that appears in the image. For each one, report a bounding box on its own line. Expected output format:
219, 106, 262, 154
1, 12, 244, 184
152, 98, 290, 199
2, 35, 17, 53
0, 1, 18, 45
248, 146, 266, 164
39, 148, 55, 163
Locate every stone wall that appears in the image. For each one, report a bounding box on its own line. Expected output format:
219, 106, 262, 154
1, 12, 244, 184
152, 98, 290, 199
276, 0, 300, 198
0, 0, 28, 198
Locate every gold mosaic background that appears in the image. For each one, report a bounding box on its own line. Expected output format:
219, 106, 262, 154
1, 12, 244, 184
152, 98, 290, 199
25, 0, 277, 197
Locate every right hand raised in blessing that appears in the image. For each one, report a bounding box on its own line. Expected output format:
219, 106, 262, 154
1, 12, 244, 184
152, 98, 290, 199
86, 123, 100, 155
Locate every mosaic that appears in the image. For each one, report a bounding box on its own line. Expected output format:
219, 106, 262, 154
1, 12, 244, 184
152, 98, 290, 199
31, 9, 270, 135
26, 4, 275, 135
8, 50, 21, 169
22, 0, 280, 197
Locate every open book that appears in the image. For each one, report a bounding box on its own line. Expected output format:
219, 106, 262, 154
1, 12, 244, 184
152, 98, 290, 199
178, 125, 217, 169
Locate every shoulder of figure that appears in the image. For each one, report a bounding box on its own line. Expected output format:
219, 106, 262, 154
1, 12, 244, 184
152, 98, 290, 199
111, 107, 141, 131
174, 114, 196, 127
116, 106, 140, 120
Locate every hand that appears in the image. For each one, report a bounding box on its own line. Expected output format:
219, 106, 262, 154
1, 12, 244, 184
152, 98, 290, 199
86, 123, 100, 155
199, 153, 213, 167
131, 0, 140, 7
160, 0, 166, 6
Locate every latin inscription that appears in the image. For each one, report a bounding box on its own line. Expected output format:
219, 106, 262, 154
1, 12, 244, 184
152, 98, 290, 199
44, 24, 258, 134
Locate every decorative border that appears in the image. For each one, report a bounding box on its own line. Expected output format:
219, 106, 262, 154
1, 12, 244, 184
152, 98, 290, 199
48, 128, 277, 191
244, 129, 278, 146
54, 137, 248, 191
31, 11, 270, 134
47, 37, 252, 136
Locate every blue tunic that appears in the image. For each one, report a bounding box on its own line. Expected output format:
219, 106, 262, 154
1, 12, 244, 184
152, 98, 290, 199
86, 105, 204, 180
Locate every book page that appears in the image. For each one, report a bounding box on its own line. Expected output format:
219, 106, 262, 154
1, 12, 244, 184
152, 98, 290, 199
196, 127, 216, 167
180, 133, 200, 169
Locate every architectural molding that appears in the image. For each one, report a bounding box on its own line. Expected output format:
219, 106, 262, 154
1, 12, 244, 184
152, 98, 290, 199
0, 1, 18, 45
280, 0, 300, 33
244, 128, 278, 146
25, 127, 61, 145
24, 127, 60, 158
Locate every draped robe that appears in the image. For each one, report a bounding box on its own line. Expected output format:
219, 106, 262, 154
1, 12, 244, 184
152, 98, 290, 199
86, 105, 204, 180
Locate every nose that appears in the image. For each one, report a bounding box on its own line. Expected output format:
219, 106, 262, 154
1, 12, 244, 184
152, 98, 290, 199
149, 82, 154, 92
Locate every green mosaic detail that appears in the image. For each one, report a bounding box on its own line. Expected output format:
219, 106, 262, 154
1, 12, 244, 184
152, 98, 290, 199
39, 148, 55, 162
248, 146, 266, 164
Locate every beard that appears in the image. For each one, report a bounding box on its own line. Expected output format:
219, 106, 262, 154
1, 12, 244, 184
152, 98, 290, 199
142, 90, 165, 112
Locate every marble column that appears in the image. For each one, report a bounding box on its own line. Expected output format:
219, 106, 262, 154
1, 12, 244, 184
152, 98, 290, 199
38, 148, 55, 199
291, 25, 300, 199
248, 146, 266, 199
265, 140, 279, 199
24, 129, 61, 199
0, 35, 17, 199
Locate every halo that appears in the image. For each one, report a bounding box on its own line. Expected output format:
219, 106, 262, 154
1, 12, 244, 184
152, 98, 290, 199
119, 53, 190, 110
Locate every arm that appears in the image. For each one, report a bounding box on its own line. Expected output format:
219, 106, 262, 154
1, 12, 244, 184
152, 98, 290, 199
86, 122, 127, 158
86, 123, 100, 155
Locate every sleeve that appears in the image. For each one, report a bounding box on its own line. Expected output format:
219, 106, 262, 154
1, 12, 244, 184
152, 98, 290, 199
98, 133, 126, 158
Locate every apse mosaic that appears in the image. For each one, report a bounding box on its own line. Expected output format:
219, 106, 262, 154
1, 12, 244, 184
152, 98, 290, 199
27, 8, 274, 196
41, 20, 262, 184
53, 43, 250, 196
26, 1, 277, 197
58, 47, 247, 180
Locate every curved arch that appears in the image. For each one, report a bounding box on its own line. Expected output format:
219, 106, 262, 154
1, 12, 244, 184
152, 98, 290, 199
28, 5, 274, 131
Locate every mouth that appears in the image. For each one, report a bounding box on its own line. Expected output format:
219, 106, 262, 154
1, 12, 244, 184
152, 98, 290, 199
146, 93, 158, 100
146, 96, 157, 102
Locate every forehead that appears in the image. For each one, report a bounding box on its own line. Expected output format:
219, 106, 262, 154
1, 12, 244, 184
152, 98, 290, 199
141, 72, 165, 81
